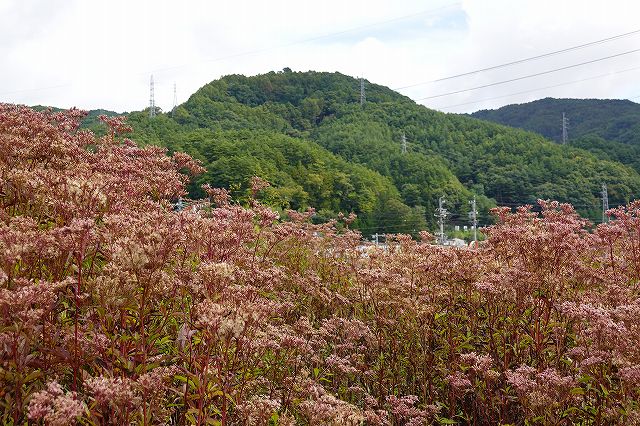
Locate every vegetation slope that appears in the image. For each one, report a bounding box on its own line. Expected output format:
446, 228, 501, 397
121, 71, 640, 229
471, 97, 640, 179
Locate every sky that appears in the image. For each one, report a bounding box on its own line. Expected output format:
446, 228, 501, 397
1, 0, 639, 114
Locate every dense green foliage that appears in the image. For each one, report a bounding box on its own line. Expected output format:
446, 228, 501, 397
126, 112, 425, 234
177, 73, 640, 218
470, 97, 640, 188
570, 135, 640, 174
89, 73, 640, 230
471, 97, 640, 144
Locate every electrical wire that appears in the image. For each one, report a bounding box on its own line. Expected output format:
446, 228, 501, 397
148, 2, 461, 74
395, 28, 640, 90
0, 83, 72, 97
0, 2, 461, 97
435, 65, 640, 110
353, 200, 619, 233
414, 48, 640, 101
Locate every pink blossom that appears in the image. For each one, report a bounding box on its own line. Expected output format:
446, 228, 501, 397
28, 381, 85, 426
446, 371, 473, 393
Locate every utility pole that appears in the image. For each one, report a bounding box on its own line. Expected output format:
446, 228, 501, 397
172, 82, 177, 117
401, 132, 407, 154
469, 196, 478, 246
360, 77, 366, 106
149, 75, 156, 118
434, 196, 448, 245
562, 112, 569, 144
601, 183, 609, 223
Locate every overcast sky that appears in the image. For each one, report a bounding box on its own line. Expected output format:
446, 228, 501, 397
1, 0, 639, 114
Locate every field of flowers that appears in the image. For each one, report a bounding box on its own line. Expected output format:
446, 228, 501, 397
1, 105, 640, 425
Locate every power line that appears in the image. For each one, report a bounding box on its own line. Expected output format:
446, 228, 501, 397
0, 83, 71, 96
492, 201, 610, 208
395, 28, 640, 90
415, 48, 640, 101
349, 198, 617, 233
356, 203, 609, 225
0, 3, 461, 99
145, 3, 462, 75
2, 17, 637, 117
436, 65, 640, 110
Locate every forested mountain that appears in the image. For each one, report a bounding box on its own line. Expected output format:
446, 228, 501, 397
78, 72, 640, 231
470, 97, 640, 177
471, 97, 640, 144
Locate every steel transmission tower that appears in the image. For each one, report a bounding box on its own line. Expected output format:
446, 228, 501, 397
601, 183, 609, 223
172, 83, 177, 117
434, 196, 448, 245
562, 112, 569, 144
401, 132, 407, 154
149, 75, 156, 118
469, 196, 478, 246
360, 77, 366, 106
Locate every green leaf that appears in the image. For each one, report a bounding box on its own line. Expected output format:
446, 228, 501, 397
435, 311, 448, 321
570, 387, 585, 395
23, 370, 43, 383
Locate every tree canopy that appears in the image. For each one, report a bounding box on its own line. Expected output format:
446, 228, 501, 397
81, 72, 640, 231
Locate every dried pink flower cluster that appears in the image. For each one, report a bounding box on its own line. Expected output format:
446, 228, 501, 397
4, 105, 640, 424
28, 381, 85, 426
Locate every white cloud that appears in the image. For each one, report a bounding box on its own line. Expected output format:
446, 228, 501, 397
1, 0, 639, 113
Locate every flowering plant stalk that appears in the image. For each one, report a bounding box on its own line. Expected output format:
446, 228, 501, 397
2, 105, 640, 425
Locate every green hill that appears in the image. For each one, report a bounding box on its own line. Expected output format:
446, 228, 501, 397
126, 113, 424, 234
470, 97, 640, 144
80, 72, 640, 230
470, 97, 640, 177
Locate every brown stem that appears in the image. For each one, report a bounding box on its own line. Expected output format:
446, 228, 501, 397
73, 253, 82, 392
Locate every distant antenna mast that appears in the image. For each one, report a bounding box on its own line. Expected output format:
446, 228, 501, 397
562, 112, 569, 144
434, 196, 448, 245
469, 196, 478, 246
172, 82, 177, 117
601, 183, 609, 223
360, 77, 366, 106
401, 132, 407, 154
149, 75, 156, 118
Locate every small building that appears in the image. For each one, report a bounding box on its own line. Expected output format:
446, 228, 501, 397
444, 238, 467, 247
